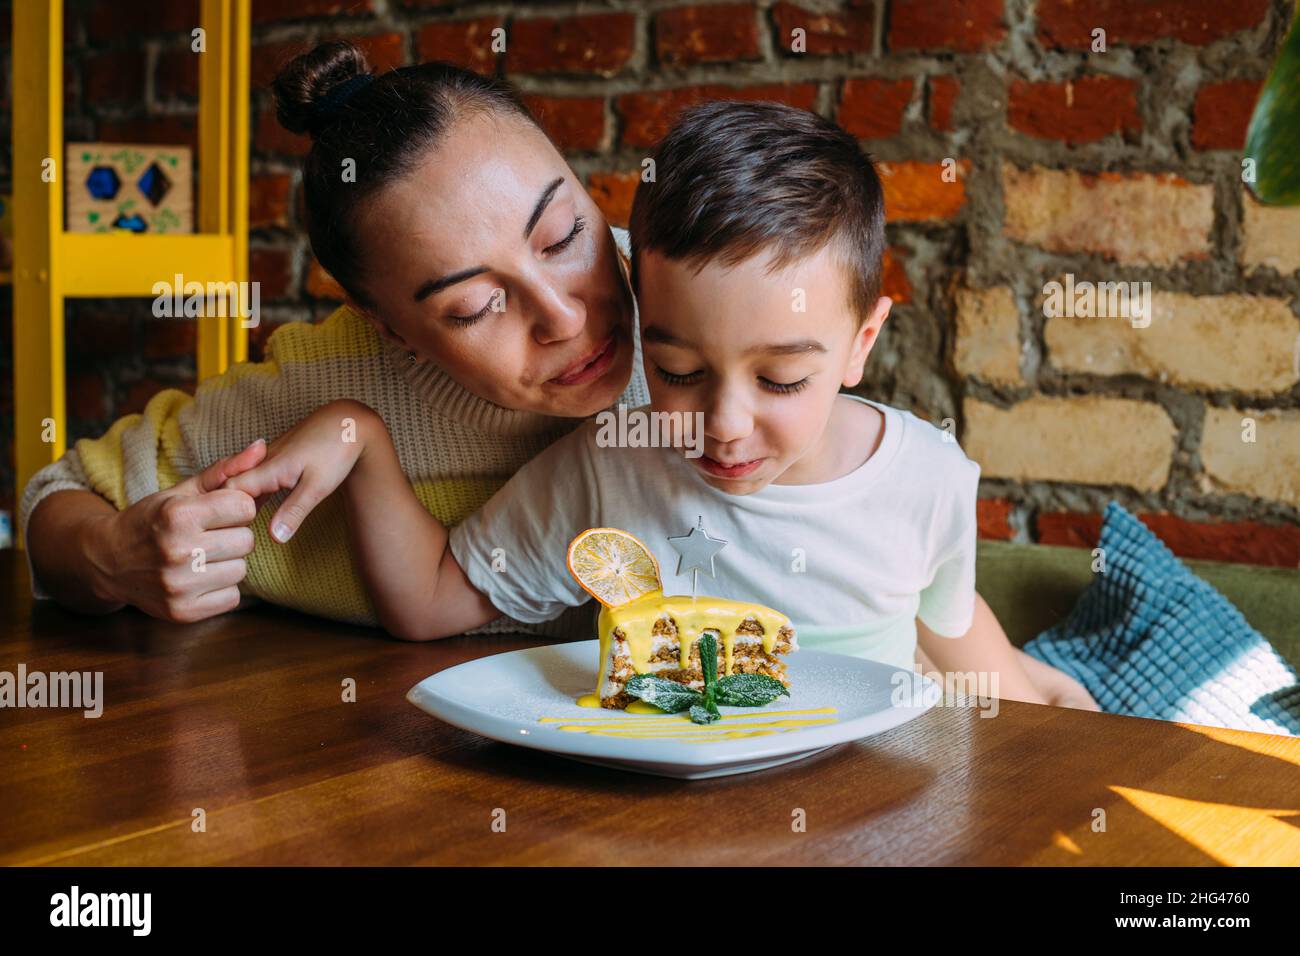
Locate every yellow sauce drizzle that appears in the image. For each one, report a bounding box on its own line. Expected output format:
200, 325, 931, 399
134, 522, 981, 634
540, 707, 837, 723
537, 707, 839, 743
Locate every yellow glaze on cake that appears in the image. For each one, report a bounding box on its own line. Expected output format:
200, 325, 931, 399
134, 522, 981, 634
576, 693, 662, 714
596, 588, 791, 698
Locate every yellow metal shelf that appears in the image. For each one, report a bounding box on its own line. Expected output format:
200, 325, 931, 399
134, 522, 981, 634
58, 233, 238, 297
12, 0, 252, 549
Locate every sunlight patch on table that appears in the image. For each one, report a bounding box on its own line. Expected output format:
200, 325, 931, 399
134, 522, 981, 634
1177, 723, 1300, 766
1112, 785, 1300, 866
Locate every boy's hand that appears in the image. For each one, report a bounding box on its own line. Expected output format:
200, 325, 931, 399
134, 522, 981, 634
1014, 648, 1102, 711
220, 398, 383, 543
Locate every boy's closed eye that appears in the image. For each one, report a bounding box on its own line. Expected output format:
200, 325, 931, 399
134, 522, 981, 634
650, 362, 814, 395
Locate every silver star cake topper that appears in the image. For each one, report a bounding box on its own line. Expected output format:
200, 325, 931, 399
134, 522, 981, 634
667, 516, 728, 596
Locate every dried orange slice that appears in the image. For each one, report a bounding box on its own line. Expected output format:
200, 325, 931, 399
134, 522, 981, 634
567, 527, 662, 608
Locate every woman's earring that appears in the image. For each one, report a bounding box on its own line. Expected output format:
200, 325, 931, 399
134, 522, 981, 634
407, 351, 417, 364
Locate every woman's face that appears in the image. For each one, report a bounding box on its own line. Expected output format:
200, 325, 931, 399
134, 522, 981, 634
349, 109, 635, 418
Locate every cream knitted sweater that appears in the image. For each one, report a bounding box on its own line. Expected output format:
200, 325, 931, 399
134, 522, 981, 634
18, 226, 649, 637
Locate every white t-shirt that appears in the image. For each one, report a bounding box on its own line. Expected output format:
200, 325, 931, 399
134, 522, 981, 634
449, 396, 982, 670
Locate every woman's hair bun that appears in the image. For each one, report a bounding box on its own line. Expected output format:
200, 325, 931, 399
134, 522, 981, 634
271, 40, 372, 139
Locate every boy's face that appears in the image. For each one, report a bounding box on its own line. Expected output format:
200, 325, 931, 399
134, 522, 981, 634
638, 245, 890, 495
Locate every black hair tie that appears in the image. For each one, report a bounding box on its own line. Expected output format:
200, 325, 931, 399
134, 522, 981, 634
311, 73, 375, 126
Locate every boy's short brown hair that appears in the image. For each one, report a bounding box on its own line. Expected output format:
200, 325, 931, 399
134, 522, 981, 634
628, 100, 887, 323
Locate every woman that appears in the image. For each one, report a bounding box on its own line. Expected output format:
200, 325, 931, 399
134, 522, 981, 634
22, 41, 644, 635
18, 41, 1097, 709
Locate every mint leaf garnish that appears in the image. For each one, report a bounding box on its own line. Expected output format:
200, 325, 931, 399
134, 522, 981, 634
622, 628, 790, 725
715, 673, 790, 707
689, 703, 720, 724
704, 680, 721, 717
623, 674, 702, 713
698, 630, 719, 687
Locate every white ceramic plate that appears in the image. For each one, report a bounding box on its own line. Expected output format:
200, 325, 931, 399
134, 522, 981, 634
407, 640, 939, 779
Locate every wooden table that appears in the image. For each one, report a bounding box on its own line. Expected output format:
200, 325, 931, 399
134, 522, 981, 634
3, 551, 1299, 866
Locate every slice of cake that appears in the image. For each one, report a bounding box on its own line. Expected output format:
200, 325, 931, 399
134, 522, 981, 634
567, 526, 798, 711
596, 590, 798, 709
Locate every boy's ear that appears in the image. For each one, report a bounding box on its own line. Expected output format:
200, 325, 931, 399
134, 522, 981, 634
842, 296, 892, 388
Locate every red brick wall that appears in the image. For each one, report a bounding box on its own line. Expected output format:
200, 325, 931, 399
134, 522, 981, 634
1, 0, 1297, 568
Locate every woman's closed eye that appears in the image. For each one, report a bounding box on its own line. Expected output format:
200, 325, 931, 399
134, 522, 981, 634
544, 216, 586, 256
447, 218, 589, 327
449, 300, 493, 328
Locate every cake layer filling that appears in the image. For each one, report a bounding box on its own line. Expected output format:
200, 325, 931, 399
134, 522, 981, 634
595, 593, 797, 707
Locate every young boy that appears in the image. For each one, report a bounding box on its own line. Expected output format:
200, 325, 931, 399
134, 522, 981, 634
228, 101, 1095, 709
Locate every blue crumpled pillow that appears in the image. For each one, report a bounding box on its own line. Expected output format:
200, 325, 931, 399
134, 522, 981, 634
1023, 501, 1300, 737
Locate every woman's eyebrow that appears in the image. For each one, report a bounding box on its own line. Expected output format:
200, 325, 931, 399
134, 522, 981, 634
524, 177, 565, 239
414, 266, 488, 303
412, 176, 568, 303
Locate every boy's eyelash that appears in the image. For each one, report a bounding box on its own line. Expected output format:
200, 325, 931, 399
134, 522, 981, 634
654, 365, 811, 394
761, 376, 810, 394
545, 216, 586, 255
653, 366, 704, 386
447, 218, 588, 326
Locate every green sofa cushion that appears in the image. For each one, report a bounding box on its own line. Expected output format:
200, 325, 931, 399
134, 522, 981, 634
975, 540, 1300, 673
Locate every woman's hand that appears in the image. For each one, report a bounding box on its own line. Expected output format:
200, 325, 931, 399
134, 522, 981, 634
220, 398, 383, 544
75, 438, 270, 622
